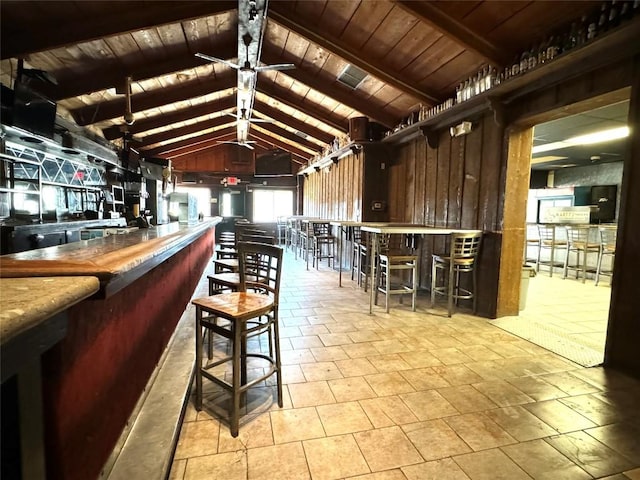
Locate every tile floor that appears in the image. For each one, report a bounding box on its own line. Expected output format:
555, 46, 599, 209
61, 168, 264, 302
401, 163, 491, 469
170, 251, 640, 480
493, 265, 612, 367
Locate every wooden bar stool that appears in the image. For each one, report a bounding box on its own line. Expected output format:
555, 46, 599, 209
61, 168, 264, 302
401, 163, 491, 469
192, 242, 284, 437
563, 225, 600, 283
536, 224, 567, 277
595, 226, 617, 286
431, 231, 482, 317
311, 222, 335, 269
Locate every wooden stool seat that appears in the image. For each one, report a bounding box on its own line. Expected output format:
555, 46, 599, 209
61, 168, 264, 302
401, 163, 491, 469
213, 259, 239, 273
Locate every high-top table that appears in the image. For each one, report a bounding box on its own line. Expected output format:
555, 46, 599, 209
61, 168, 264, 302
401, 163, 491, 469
360, 225, 483, 313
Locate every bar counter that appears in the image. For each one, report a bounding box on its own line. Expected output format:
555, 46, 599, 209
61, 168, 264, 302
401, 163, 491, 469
1, 276, 101, 479
0, 221, 215, 298
0, 219, 219, 480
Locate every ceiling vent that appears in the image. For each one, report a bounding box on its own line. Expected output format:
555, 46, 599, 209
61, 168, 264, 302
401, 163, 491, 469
337, 64, 367, 89
294, 130, 308, 139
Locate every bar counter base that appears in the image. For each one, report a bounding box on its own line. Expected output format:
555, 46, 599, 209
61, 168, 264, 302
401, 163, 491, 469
41, 227, 214, 480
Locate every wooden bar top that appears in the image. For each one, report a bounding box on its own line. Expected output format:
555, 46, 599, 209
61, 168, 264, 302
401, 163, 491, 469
0, 276, 99, 346
0, 219, 220, 297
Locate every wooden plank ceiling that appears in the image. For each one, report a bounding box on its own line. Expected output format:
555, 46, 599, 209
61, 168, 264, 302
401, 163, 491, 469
0, 0, 600, 173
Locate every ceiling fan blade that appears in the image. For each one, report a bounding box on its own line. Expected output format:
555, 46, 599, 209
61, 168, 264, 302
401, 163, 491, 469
217, 140, 255, 150
248, 118, 273, 124
254, 63, 296, 73
195, 52, 241, 70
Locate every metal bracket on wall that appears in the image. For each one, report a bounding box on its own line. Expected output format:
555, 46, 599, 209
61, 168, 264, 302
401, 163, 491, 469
487, 96, 506, 128
420, 126, 439, 149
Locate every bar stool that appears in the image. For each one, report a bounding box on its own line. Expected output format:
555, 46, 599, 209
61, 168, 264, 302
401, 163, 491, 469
431, 231, 482, 317
536, 224, 567, 277
524, 223, 540, 268
375, 252, 418, 313
311, 222, 335, 269
595, 226, 617, 286
360, 233, 390, 292
351, 227, 363, 284
563, 225, 600, 283
276, 216, 287, 245
192, 242, 284, 437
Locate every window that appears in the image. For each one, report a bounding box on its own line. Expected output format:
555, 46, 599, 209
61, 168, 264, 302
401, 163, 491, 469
221, 192, 232, 216
252, 189, 293, 222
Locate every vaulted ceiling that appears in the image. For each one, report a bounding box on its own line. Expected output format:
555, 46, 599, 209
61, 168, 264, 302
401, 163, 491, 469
0, 0, 601, 172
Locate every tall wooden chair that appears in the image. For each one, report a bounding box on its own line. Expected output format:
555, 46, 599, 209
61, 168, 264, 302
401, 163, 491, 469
563, 225, 600, 283
192, 242, 284, 437
595, 226, 617, 286
431, 231, 482, 317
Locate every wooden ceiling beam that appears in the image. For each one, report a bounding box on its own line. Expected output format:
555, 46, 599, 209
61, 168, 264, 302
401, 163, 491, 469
44, 42, 237, 101
262, 50, 397, 128
257, 81, 348, 133
249, 122, 322, 153
71, 72, 236, 126
269, 5, 441, 106
1, 1, 237, 60
252, 99, 333, 144
141, 125, 237, 157
249, 130, 311, 163
157, 134, 237, 160
137, 117, 235, 148
102, 96, 237, 140
392, 1, 511, 67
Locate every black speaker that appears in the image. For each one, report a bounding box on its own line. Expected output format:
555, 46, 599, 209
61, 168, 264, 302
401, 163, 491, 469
590, 185, 617, 222
349, 116, 369, 142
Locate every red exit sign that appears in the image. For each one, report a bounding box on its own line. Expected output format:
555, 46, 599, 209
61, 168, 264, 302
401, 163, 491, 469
226, 176, 238, 186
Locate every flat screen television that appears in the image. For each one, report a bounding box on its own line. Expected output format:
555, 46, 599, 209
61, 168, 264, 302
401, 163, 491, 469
12, 81, 57, 139
254, 149, 293, 177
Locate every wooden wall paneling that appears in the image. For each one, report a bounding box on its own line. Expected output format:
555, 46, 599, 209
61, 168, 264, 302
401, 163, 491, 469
361, 145, 390, 222
424, 139, 438, 226
460, 120, 483, 229
474, 113, 506, 318
354, 152, 362, 220
414, 139, 427, 225
496, 127, 533, 318
448, 135, 465, 229
405, 141, 416, 223
434, 131, 451, 227
387, 146, 405, 223
605, 55, 640, 377
477, 113, 504, 232
421, 137, 439, 288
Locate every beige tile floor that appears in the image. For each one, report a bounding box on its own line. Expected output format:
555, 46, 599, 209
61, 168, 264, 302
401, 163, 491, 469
493, 265, 612, 367
170, 251, 640, 480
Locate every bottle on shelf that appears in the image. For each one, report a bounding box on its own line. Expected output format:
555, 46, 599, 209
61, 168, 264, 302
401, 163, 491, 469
619, 0, 631, 21
568, 21, 579, 48
519, 49, 529, 74
577, 14, 588, 46
587, 14, 598, 42
608, 0, 620, 29
597, 2, 609, 33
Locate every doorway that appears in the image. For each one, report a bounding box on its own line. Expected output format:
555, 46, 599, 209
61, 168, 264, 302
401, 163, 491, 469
494, 99, 629, 367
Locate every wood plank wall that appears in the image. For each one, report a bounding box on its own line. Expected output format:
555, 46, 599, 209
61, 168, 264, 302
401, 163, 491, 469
388, 112, 506, 318
302, 150, 363, 220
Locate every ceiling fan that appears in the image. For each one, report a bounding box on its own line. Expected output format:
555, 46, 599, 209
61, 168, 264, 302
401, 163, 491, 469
223, 107, 273, 124
217, 140, 257, 150
195, 33, 295, 74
